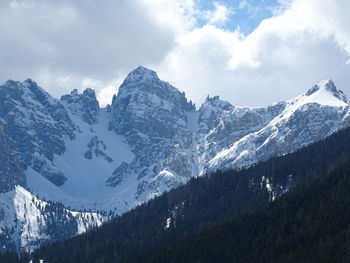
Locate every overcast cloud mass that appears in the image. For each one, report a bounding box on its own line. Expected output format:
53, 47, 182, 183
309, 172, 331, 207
0, 0, 350, 107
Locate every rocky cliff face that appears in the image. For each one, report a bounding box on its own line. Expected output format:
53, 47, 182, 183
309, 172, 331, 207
0, 79, 76, 186
0, 125, 25, 193
0, 67, 349, 252
107, 66, 196, 199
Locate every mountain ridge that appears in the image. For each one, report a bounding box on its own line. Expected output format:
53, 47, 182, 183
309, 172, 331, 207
1, 66, 350, 252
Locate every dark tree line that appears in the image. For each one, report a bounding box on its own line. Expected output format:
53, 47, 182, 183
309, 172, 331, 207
3, 126, 350, 262
145, 160, 350, 263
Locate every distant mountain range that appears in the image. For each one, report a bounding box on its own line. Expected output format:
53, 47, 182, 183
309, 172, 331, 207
0, 66, 350, 252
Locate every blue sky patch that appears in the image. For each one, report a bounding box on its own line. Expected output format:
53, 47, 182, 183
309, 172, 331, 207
196, 0, 280, 34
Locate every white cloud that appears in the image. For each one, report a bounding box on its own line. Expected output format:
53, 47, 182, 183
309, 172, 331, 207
203, 2, 231, 27
97, 84, 119, 107
0, 0, 350, 108
0, 0, 184, 101
156, 0, 350, 106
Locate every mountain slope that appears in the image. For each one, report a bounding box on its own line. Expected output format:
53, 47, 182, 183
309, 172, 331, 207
0, 186, 103, 253
28, 126, 350, 263
0, 121, 103, 254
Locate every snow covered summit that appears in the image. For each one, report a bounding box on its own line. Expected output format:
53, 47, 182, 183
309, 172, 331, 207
304, 79, 347, 106
207, 79, 350, 171
124, 65, 161, 84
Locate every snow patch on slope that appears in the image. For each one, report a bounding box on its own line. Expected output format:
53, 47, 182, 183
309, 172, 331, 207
27, 108, 134, 212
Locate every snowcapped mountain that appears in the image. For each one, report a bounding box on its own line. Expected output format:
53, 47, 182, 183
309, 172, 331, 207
1, 66, 350, 252
206, 79, 350, 170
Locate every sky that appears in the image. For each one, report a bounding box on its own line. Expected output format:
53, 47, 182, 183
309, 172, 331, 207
0, 0, 350, 108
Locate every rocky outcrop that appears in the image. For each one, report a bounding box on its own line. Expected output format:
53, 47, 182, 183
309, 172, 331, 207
61, 88, 100, 125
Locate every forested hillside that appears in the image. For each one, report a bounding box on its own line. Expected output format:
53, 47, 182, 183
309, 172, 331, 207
7, 126, 350, 263
144, 158, 350, 263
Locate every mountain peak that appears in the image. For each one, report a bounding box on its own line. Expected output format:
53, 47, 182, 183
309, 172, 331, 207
319, 79, 337, 92
61, 88, 100, 124
4, 78, 37, 90
131, 65, 156, 74
305, 79, 347, 105
70, 89, 78, 96
83, 88, 96, 96
124, 66, 160, 84
62, 88, 98, 101
23, 78, 37, 86
116, 66, 187, 102
202, 95, 232, 111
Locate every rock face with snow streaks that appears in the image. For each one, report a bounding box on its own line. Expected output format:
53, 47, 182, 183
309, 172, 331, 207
0, 79, 76, 187
0, 126, 25, 193
107, 66, 196, 198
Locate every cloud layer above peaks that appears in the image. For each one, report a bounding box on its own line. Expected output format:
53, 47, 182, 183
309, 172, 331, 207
0, 0, 350, 107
